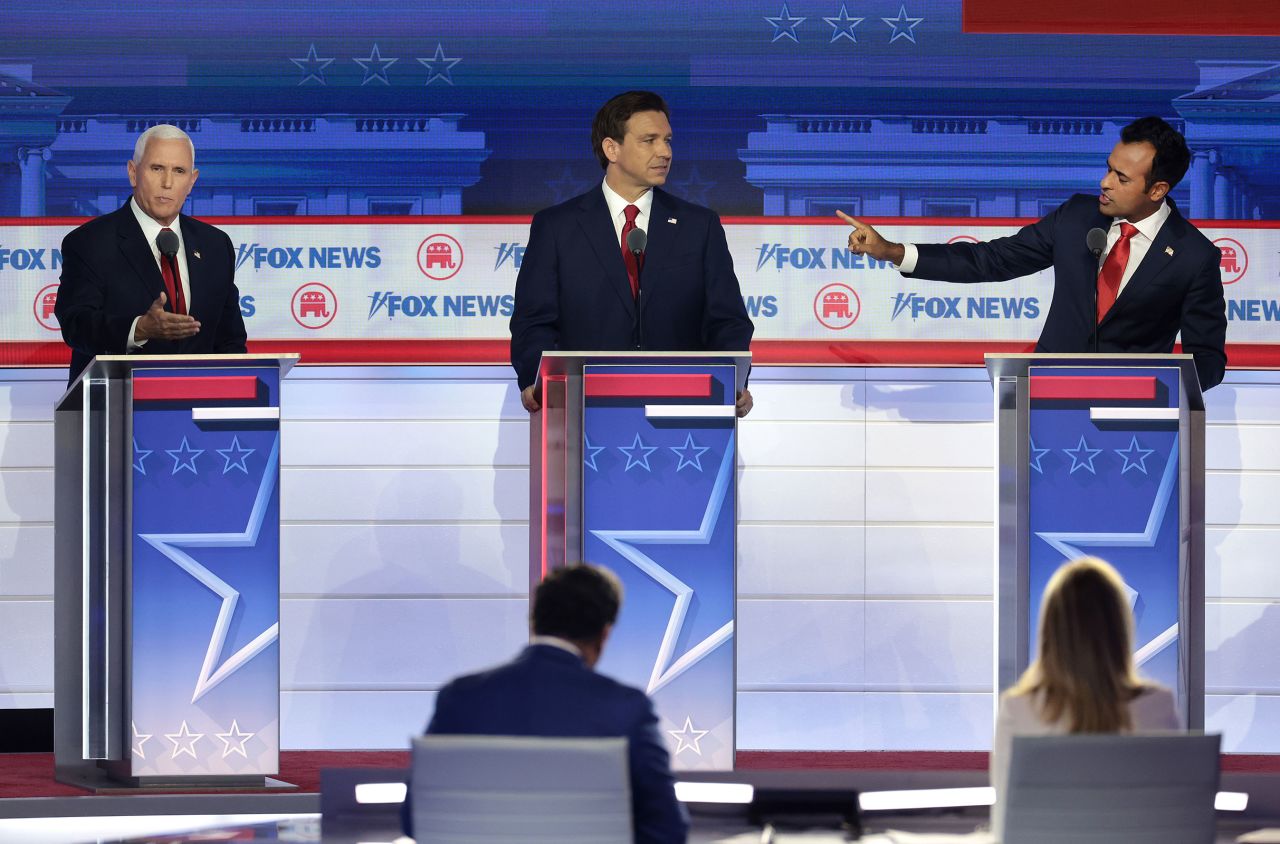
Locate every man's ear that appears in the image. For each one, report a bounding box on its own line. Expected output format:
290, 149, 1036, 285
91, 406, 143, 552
1148, 180, 1171, 203
602, 137, 620, 165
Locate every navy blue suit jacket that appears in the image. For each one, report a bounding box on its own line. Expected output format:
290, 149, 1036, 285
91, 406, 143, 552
509, 186, 753, 390
55, 202, 248, 384
908, 194, 1227, 390
415, 644, 688, 844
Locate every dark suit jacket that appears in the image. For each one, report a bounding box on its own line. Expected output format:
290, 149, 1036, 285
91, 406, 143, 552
907, 194, 1227, 390
509, 186, 754, 390
413, 644, 688, 844
55, 202, 248, 384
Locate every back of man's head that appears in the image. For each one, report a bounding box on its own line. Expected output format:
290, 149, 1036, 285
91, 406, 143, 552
531, 564, 622, 642
1120, 116, 1191, 190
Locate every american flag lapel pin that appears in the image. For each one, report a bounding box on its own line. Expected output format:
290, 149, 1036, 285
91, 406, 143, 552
194, 251, 202, 259
1164, 246, 1174, 256
668, 217, 677, 224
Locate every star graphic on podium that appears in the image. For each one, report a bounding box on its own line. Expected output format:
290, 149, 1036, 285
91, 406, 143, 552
670, 434, 711, 472
1063, 435, 1102, 475
418, 43, 461, 85
1116, 436, 1156, 475
824, 4, 865, 42
591, 438, 736, 695
583, 434, 607, 472
215, 720, 255, 758
882, 4, 924, 43
354, 44, 397, 85
764, 3, 806, 42
139, 436, 281, 703
131, 721, 152, 759
668, 717, 709, 756
165, 720, 204, 760
1029, 437, 1050, 474
619, 433, 659, 472
290, 44, 335, 85
166, 436, 204, 475
217, 436, 255, 475
133, 439, 153, 475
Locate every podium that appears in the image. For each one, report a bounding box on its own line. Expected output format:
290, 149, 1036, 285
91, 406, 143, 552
54, 353, 298, 787
529, 351, 749, 770
986, 353, 1204, 728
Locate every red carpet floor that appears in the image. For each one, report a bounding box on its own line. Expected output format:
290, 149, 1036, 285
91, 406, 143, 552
0, 750, 1274, 800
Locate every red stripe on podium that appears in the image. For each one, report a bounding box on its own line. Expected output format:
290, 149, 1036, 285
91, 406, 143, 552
584, 373, 713, 399
133, 375, 260, 402
1029, 375, 1157, 401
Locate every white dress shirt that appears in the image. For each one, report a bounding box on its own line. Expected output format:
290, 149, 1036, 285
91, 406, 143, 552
989, 685, 1180, 839
601, 179, 654, 248
128, 198, 193, 348
897, 201, 1172, 300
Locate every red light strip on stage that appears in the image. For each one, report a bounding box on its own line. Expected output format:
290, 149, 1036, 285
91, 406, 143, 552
1029, 376, 1157, 401
133, 375, 260, 402
584, 373, 714, 399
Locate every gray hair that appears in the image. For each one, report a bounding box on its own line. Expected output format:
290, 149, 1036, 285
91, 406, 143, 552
132, 124, 195, 165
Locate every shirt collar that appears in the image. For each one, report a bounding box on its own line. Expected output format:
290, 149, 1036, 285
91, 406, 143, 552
1115, 199, 1170, 242
129, 197, 183, 253
601, 178, 653, 223
528, 635, 583, 658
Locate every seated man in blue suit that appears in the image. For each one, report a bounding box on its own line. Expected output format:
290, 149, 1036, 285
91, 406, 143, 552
410, 564, 688, 843
510, 90, 755, 416
837, 116, 1227, 391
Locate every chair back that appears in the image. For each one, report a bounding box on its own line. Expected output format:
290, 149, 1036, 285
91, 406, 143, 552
410, 734, 633, 844
1002, 732, 1220, 844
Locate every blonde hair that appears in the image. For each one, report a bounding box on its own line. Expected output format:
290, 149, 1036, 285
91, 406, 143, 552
1009, 556, 1147, 733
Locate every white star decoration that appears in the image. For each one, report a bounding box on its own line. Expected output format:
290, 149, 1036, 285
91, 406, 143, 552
668, 717, 709, 756
165, 720, 204, 760
215, 720, 255, 759
131, 721, 152, 759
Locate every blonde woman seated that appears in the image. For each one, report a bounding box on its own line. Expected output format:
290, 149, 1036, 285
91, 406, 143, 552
990, 556, 1180, 838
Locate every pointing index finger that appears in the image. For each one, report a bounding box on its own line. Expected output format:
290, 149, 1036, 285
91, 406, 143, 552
835, 210, 861, 228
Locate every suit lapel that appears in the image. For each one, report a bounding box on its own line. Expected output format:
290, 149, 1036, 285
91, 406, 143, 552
641, 189, 677, 314
179, 216, 206, 319
576, 189, 636, 318
1102, 210, 1184, 327
115, 204, 167, 305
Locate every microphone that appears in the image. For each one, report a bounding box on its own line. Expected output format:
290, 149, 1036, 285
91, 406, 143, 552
626, 227, 647, 350
156, 228, 180, 259
1086, 227, 1108, 354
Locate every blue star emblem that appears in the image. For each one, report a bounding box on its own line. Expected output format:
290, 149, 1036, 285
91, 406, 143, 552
216, 436, 256, 475
138, 436, 281, 703
546, 166, 585, 203
290, 44, 335, 85
583, 434, 606, 472
418, 43, 461, 86
166, 436, 204, 475
765, 3, 806, 42
619, 433, 659, 472
134, 438, 153, 475
354, 44, 398, 85
1063, 435, 1102, 475
1115, 435, 1156, 475
824, 4, 865, 42
592, 440, 736, 694
670, 434, 711, 472
1029, 437, 1050, 474
882, 4, 924, 43
671, 165, 716, 206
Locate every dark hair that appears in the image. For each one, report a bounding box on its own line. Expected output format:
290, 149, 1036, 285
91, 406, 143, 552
1120, 116, 1191, 191
531, 564, 622, 641
591, 90, 670, 170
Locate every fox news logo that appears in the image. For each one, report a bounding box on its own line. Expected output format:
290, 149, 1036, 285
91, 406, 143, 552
367, 291, 514, 319
494, 242, 525, 271
235, 244, 382, 271
890, 292, 1041, 320
756, 244, 889, 272
1228, 300, 1280, 321
0, 247, 60, 271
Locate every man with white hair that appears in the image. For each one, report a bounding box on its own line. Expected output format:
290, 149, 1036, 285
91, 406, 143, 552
55, 124, 247, 383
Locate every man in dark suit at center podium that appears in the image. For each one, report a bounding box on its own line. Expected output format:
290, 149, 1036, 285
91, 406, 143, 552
837, 116, 1227, 391
416, 564, 688, 843
509, 90, 755, 416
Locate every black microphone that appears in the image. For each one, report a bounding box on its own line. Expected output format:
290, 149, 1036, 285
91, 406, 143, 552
156, 228, 180, 259
626, 227, 647, 350
1086, 227, 1108, 354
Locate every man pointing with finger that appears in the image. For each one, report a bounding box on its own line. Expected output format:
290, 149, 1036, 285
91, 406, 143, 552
838, 117, 1227, 391
55, 124, 247, 384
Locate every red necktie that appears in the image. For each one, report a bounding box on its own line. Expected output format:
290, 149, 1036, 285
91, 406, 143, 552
1096, 222, 1138, 323
620, 204, 643, 299
160, 227, 188, 315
